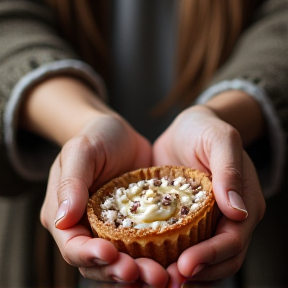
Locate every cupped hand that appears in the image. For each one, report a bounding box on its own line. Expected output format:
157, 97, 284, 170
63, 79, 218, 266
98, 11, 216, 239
40, 114, 169, 287
153, 105, 266, 286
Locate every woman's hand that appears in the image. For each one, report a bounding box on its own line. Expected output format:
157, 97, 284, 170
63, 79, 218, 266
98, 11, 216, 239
153, 104, 266, 286
20, 76, 167, 287
40, 114, 169, 286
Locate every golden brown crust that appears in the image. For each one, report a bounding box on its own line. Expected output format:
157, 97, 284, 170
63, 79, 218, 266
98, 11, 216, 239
87, 165, 218, 267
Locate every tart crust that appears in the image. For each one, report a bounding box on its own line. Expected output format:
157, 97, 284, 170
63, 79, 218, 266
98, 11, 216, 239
87, 165, 219, 267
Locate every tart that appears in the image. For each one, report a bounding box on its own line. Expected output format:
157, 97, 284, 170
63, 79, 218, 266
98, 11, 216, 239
87, 165, 219, 267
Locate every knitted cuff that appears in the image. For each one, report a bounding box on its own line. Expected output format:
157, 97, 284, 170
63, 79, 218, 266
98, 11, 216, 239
196, 79, 286, 198
4, 59, 107, 181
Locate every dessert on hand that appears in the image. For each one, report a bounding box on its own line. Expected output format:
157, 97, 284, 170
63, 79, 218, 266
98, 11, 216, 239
87, 165, 219, 267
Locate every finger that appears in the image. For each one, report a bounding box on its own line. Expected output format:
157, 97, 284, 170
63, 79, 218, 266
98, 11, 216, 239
40, 157, 62, 230
209, 128, 248, 221
179, 153, 265, 281
79, 253, 139, 283
49, 205, 139, 283
51, 223, 118, 267
187, 240, 250, 282
55, 136, 105, 229
135, 258, 169, 288
51, 210, 137, 282
166, 262, 187, 288
177, 218, 247, 278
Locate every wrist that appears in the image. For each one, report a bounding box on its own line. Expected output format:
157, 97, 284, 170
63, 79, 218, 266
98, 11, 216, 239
20, 76, 113, 146
200, 90, 265, 146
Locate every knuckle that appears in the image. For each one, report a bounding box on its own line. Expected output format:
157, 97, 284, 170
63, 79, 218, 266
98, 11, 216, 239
62, 253, 73, 266
226, 126, 242, 143
67, 134, 90, 147
62, 242, 77, 266
57, 178, 73, 201
202, 122, 243, 151
57, 176, 87, 202
58, 177, 74, 192
61, 135, 91, 159
218, 123, 242, 145
227, 231, 244, 255
223, 166, 243, 182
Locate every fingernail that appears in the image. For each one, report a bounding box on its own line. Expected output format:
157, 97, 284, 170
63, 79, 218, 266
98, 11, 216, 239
93, 258, 109, 266
54, 199, 69, 227
111, 276, 125, 283
110, 275, 136, 284
191, 263, 206, 277
228, 191, 248, 218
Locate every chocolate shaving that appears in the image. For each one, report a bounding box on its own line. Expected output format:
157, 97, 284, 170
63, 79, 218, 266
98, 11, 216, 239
188, 177, 199, 189
181, 206, 189, 215
162, 194, 172, 206
130, 201, 140, 213
153, 179, 162, 186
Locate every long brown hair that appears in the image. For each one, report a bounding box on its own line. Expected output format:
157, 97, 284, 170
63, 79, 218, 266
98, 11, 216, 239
45, 0, 111, 79
46, 0, 260, 111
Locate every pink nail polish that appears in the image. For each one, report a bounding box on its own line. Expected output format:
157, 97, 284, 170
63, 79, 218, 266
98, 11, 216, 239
54, 199, 69, 227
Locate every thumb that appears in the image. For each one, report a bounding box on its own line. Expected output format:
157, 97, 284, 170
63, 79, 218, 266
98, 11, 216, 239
210, 139, 248, 221
54, 138, 103, 229
54, 177, 89, 229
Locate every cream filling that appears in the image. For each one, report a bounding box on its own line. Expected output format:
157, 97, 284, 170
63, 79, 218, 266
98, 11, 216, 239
100, 176, 207, 229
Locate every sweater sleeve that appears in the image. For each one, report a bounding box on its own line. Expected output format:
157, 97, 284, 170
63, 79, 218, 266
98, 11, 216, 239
0, 0, 107, 181
197, 0, 288, 198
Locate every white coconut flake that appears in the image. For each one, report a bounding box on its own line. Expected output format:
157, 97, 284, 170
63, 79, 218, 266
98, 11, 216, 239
102, 210, 118, 223
145, 189, 154, 196
195, 191, 206, 202
180, 183, 190, 190
181, 195, 190, 205
160, 178, 168, 187
190, 203, 199, 211
122, 218, 132, 228
101, 198, 115, 210
116, 188, 124, 196
120, 194, 129, 203
137, 180, 145, 188
147, 179, 155, 186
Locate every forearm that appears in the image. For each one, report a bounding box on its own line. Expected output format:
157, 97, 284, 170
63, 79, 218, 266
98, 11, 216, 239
20, 76, 114, 146
202, 0, 288, 147
203, 90, 265, 146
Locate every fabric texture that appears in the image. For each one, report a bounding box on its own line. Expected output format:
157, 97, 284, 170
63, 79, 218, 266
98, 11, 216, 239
4, 59, 107, 181
0, 0, 288, 287
197, 79, 285, 199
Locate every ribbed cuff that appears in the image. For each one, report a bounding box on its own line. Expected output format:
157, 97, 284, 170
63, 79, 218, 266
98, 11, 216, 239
196, 79, 286, 198
4, 59, 107, 181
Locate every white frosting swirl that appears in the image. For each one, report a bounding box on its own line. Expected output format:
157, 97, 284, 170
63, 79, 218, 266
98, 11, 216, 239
100, 177, 207, 229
